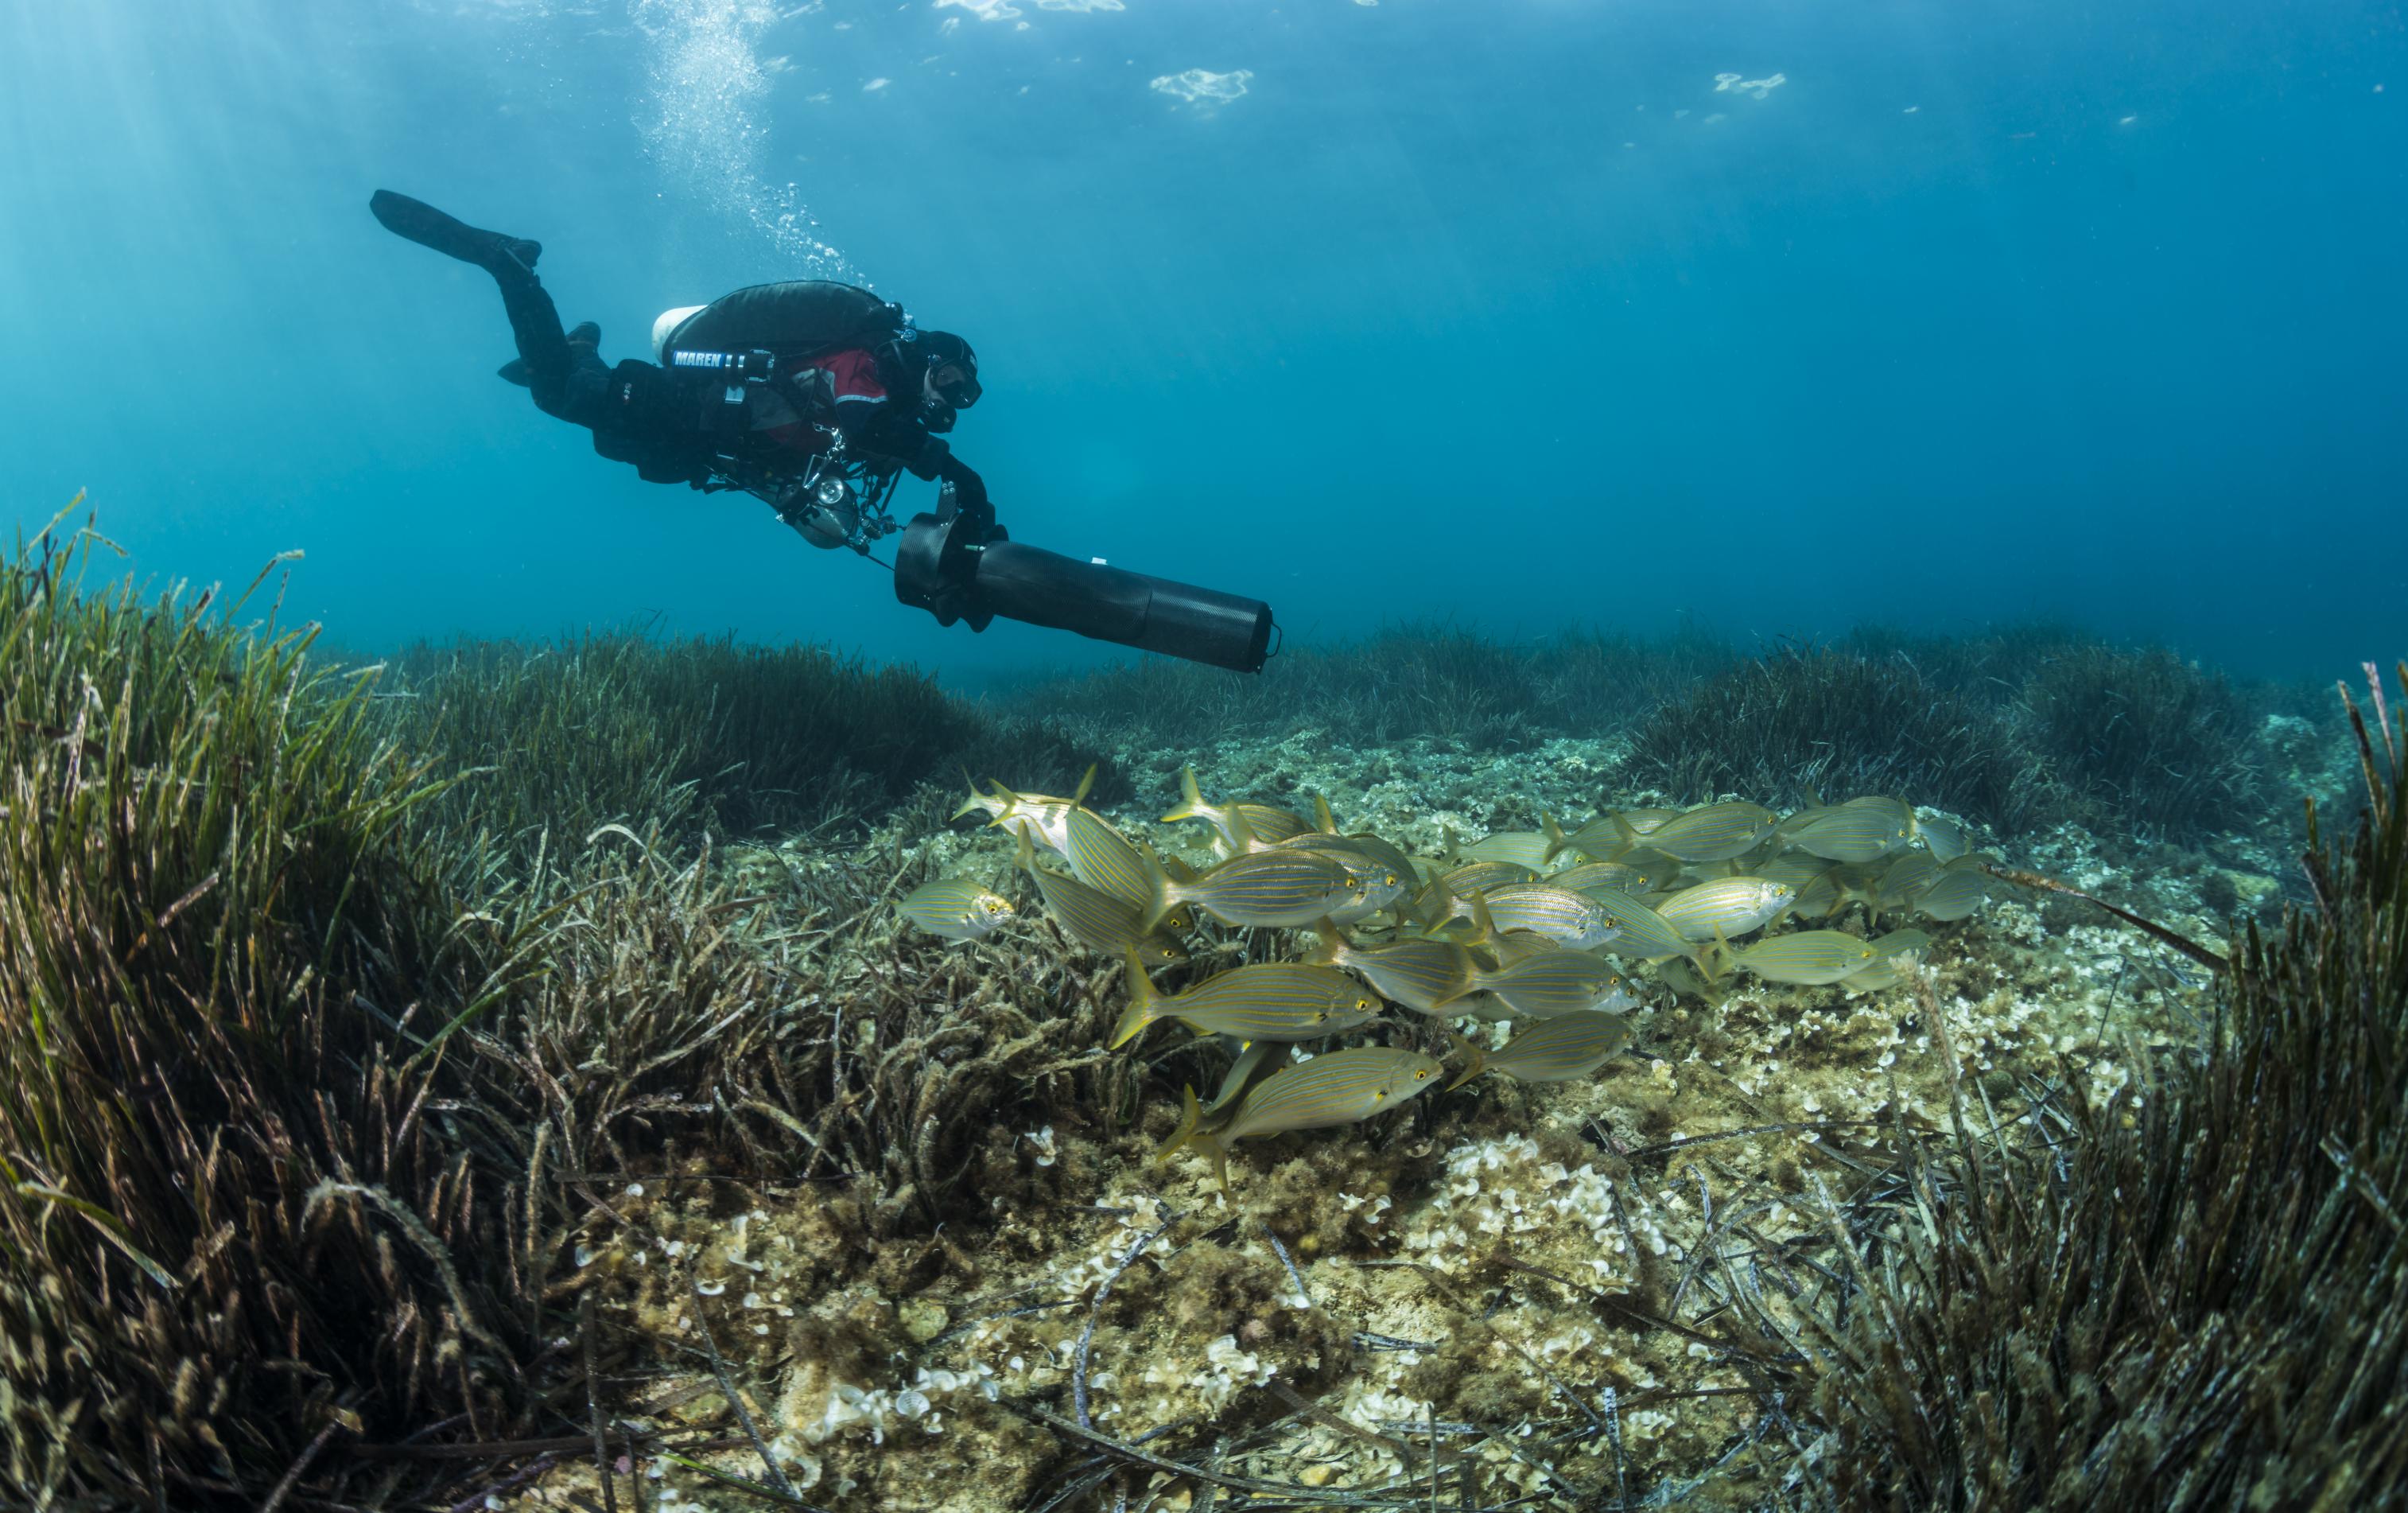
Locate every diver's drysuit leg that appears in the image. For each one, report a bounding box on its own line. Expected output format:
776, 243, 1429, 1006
490, 274, 614, 425
369, 189, 610, 425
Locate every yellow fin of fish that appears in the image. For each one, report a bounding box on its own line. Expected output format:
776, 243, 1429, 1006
1111, 949, 1164, 1048
1443, 1027, 1489, 1092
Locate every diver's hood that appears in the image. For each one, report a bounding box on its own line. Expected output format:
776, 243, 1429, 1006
651, 305, 706, 364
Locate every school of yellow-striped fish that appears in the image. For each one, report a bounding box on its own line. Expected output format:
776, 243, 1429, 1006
911, 764, 2006, 1192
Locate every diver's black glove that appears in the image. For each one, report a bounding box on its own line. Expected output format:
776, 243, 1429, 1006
938, 456, 994, 536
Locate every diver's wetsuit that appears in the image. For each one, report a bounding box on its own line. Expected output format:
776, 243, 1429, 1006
367, 190, 984, 503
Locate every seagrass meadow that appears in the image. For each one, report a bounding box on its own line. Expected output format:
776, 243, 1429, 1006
6, 514, 2400, 1513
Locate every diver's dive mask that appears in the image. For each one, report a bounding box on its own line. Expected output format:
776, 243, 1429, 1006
916, 331, 981, 418
928, 361, 981, 410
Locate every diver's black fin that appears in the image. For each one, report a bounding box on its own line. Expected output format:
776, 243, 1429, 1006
369, 189, 542, 274
497, 358, 531, 387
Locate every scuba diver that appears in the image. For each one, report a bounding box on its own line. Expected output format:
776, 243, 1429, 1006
367, 189, 992, 553
367, 188, 1276, 673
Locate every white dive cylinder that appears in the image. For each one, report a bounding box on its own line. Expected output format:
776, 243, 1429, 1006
651, 305, 707, 364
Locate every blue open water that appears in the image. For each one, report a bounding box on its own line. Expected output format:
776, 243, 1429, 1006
3, 0, 2401, 685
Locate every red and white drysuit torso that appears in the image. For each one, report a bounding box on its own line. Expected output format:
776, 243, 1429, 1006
747, 348, 904, 467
